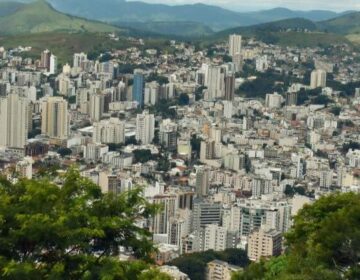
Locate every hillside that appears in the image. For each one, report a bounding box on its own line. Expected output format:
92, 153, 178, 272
317, 12, 360, 34
0, 1, 24, 16
50, 0, 345, 31
0, 0, 120, 35
0, 32, 132, 64
211, 18, 349, 48
115, 21, 214, 37
217, 18, 318, 36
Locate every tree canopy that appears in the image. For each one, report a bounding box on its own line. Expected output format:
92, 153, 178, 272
170, 248, 249, 280
0, 168, 170, 280
233, 192, 360, 280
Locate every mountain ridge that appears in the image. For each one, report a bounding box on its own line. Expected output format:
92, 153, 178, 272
0, 0, 120, 35
48, 0, 354, 31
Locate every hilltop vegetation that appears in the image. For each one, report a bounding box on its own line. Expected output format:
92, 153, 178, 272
0, 32, 132, 64
0, 0, 120, 35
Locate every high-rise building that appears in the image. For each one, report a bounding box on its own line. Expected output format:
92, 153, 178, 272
192, 201, 221, 233
285, 91, 298, 106
200, 140, 215, 162
237, 199, 292, 237
251, 177, 273, 198
0, 92, 30, 150
41, 97, 69, 140
195, 166, 210, 197
204, 224, 228, 251
49, 54, 57, 75
319, 169, 333, 189
159, 119, 177, 150
310, 69, 327, 89
224, 74, 235, 101
133, 71, 145, 108
136, 110, 155, 145
40, 49, 51, 70
73, 52, 88, 69
265, 93, 283, 109
247, 228, 282, 262
152, 194, 177, 234
89, 93, 105, 122
206, 66, 225, 101
93, 118, 125, 144
229, 34, 242, 57
223, 101, 233, 119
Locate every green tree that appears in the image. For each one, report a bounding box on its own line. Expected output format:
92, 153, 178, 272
0, 168, 168, 280
57, 147, 72, 157
133, 150, 155, 163
233, 193, 360, 280
170, 249, 249, 280
178, 93, 190, 106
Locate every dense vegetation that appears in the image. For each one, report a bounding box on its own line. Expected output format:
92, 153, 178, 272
233, 192, 360, 280
237, 70, 300, 99
0, 168, 170, 280
0, 32, 132, 64
0, 1, 119, 35
169, 249, 249, 280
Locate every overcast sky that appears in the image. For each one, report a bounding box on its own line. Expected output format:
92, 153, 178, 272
129, 0, 360, 12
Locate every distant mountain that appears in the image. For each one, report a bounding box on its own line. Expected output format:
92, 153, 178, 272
244, 8, 339, 23
215, 18, 318, 37
0, 0, 120, 35
317, 12, 360, 34
49, 0, 347, 31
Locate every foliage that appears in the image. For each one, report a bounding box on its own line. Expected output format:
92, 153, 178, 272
330, 106, 341, 116
0, 32, 131, 64
133, 150, 155, 163
342, 141, 360, 153
284, 185, 306, 197
146, 73, 169, 85
237, 70, 300, 99
125, 136, 138, 146
297, 87, 322, 105
195, 86, 206, 101
108, 143, 124, 152
99, 53, 114, 63
312, 94, 333, 105
178, 93, 190, 106
28, 128, 41, 139
149, 99, 177, 119
0, 168, 165, 279
169, 249, 249, 280
157, 152, 171, 172
234, 192, 360, 280
57, 147, 72, 157
0, 1, 119, 36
